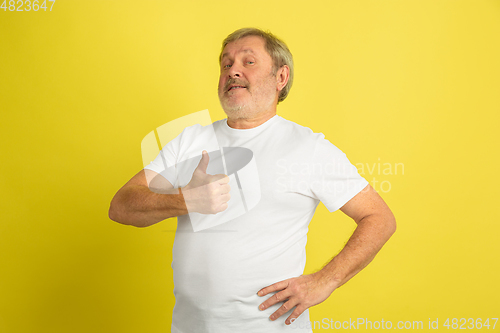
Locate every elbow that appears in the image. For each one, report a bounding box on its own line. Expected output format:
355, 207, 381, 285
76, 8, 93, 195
108, 202, 146, 228
371, 210, 397, 239
108, 201, 124, 224
108, 194, 121, 222
108, 204, 119, 223
386, 212, 397, 237
108, 198, 131, 226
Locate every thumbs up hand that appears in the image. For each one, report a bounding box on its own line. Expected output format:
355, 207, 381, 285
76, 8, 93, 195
181, 150, 231, 214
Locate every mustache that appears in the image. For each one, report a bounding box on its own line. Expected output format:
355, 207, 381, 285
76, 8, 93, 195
225, 79, 249, 91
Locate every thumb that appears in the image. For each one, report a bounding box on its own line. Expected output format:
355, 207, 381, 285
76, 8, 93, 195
195, 150, 209, 174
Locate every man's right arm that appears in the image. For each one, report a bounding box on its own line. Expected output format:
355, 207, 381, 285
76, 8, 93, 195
108, 169, 187, 228
109, 151, 231, 228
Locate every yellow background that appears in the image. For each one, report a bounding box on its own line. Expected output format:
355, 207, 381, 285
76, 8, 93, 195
1, 0, 499, 332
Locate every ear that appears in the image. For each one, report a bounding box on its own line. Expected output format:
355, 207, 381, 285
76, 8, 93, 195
275, 65, 290, 92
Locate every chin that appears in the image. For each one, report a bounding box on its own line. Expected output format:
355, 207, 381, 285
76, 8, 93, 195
223, 108, 247, 120
220, 100, 249, 118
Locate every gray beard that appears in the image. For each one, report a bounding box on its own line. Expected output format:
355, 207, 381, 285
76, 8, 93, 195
220, 99, 250, 119
218, 81, 276, 120
224, 107, 247, 120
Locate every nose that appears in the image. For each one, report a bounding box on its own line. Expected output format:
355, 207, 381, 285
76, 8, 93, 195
228, 63, 242, 78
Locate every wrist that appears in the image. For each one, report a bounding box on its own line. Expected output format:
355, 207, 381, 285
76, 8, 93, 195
314, 268, 342, 292
179, 186, 195, 213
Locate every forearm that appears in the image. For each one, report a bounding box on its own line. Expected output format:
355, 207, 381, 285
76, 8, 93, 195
317, 213, 396, 289
109, 185, 188, 227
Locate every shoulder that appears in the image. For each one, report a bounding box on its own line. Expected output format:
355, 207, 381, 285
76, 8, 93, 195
276, 116, 315, 134
278, 116, 350, 159
276, 116, 330, 145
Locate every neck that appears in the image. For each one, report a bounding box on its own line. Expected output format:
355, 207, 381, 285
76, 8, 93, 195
227, 110, 277, 129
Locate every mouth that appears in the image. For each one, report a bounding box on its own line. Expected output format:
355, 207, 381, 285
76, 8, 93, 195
227, 85, 247, 92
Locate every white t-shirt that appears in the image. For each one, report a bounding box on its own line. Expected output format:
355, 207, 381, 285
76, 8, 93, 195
144, 115, 369, 333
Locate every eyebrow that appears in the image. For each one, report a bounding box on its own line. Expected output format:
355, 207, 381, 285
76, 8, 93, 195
221, 49, 255, 61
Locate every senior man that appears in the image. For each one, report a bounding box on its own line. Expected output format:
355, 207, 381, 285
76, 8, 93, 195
109, 27, 396, 333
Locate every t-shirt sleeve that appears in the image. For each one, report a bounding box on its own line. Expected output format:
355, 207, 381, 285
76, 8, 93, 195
309, 134, 369, 212
143, 135, 179, 188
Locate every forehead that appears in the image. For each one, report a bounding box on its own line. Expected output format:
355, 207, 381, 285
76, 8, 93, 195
221, 36, 269, 60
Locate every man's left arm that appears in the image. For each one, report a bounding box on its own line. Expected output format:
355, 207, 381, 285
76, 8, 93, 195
257, 184, 397, 325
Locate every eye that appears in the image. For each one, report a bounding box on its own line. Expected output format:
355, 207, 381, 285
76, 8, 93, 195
223, 64, 232, 69
246, 61, 255, 65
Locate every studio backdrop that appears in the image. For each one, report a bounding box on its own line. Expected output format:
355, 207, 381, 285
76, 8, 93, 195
1, 0, 499, 332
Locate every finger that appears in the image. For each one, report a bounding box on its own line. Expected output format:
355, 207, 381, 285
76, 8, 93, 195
219, 184, 231, 195
215, 202, 228, 213
215, 194, 231, 210
218, 193, 231, 206
195, 150, 209, 174
213, 174, 230, 184
257, 280, 289, 297
259, 289, 292, 311
270, 299, 299, 322
285, 306, 306, 325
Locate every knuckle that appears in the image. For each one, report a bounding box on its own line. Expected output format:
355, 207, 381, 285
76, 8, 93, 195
294, 308, 304, 317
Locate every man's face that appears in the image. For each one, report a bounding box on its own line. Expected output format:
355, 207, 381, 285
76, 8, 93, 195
218, 36, 279, 119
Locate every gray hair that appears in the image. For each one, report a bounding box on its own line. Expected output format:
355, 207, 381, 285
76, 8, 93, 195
219, 27, 294, 103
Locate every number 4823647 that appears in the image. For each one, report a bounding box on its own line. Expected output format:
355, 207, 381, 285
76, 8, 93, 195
1, 0, 56, 11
